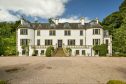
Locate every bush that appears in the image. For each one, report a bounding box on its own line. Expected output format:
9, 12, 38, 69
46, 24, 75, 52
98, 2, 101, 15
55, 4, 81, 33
0, 80, 7, 84
66, 48, 72, 52
93, 44, 108, 56
46, 46, 54, 57
107, 80, 126, 84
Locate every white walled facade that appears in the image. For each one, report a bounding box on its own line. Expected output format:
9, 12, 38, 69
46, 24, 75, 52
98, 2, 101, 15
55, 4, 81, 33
17, 19, 112, 57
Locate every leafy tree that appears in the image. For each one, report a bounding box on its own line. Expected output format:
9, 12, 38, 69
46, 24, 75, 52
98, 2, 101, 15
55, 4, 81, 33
113, 24, 126, 54
119, 0, 126, 12
0, 21, 20, 56
102, 0, 126, 56
48, 18, 55, 24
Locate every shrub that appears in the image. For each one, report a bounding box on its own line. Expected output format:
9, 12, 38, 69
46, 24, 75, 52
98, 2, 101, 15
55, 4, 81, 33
66, 48, 72, 52
46, 46, 54, 57
93, 44, 108, 56
107, 80, 126, 84
0, 80, 7, 84
66, 48, 72, 56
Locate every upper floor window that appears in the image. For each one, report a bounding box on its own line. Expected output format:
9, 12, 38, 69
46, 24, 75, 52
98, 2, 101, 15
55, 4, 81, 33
49, 30, 56, 36
93, 39, 100, 45
93, 29, 100, 35
45, 39, 53, 46
65, 30, 71, 36
20, 29, 28, 35
37, 39, 40, 46
20, 39, 29, 46
80, 30, 83, 36
37, 30, 40, 36
68, 39, 75, 46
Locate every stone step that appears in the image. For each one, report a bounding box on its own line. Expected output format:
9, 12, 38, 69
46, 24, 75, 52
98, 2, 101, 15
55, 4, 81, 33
54, 48, 66, 57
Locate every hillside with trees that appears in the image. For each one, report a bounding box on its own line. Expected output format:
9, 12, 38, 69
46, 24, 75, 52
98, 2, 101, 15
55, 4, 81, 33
0, 21, 20, 56
102, 0, 126, 56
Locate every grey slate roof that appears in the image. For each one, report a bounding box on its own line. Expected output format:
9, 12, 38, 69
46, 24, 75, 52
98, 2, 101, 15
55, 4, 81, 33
18, 20, 103, 29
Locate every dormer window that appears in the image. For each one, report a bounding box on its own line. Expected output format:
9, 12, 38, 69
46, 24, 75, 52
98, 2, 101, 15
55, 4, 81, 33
64, 22, 71, 28
20, 29, 28, 35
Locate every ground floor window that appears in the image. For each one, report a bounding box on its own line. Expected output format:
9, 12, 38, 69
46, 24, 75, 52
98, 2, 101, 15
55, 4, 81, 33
80, 39, 83, 46
45, 40, 53, 46
82, 50, 85, 55
76, 50, 79, 55
68, 39, 75, 46
37, 39, 40, 46
41, 50, 45, 55
20, 39, 29, 46
93, 39, 100, 45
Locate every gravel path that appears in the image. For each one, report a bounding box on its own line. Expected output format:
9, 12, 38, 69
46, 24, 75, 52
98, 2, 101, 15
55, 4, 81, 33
0, 57, 126, 84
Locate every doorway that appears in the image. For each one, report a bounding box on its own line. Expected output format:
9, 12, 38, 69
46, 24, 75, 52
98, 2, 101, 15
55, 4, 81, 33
58, 40, 62, 48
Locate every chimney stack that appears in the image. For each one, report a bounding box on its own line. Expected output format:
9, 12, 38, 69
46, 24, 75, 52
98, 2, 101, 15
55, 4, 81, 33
80, 17, 85, 25
96, 18, 99, 24
21, 19, 24, 25
55, 18, 59, 25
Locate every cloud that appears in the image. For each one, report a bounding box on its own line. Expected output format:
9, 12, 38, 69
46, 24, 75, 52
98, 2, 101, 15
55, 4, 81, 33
59, 16, 90, 23
0, 10, 19, 22
0, 0, 69, 22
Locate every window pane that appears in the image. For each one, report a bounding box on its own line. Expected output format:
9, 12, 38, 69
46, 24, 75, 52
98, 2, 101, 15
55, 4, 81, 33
76, 50, 79, 55
82, 50, 85, 55
80, 39, 83, 46
80, 30, 83, 36
41, 50, 44, 55
37, 30, 40, 36
37, 39, 40, 46
20, 29, 28, 35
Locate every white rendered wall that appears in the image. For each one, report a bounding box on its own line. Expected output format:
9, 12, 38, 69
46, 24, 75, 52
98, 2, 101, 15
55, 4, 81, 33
17, 28, 35, 56
17, 27, 112, 56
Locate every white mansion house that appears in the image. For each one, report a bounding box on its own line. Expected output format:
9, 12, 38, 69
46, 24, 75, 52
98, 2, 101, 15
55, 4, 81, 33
17, 18, 112, 56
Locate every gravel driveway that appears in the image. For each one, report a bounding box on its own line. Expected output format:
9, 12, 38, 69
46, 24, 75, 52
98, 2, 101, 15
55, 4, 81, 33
0, 57, 126, 84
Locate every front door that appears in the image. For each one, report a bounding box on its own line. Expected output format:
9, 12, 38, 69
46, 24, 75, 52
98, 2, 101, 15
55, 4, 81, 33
58, 40, 62, 48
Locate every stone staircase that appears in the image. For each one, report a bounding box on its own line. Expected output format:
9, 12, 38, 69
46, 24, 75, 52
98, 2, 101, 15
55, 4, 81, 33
54, 48, 66, 57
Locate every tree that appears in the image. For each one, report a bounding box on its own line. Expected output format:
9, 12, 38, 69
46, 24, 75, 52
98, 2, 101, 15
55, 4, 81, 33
113, 25, 126, 54
48, 18, 55, 24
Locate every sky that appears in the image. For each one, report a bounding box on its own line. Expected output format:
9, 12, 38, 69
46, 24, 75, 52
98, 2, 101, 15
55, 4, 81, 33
0, 0, 124, 23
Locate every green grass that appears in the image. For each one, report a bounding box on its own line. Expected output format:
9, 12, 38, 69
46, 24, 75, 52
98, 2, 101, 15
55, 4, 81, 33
0, 80, 7, 84
107, 80, 126, 84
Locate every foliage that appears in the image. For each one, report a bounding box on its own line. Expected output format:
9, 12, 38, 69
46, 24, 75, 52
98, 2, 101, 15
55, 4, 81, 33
0, 80, 7, 84
93, 44, 108, 56
45, 46, 54, 57
48, 18, 55, 24
0, 21, 20, 56
107, 80, 126, 84
112, 26, 126, 54
66, 48, 72, 52
66, 48, 72, 56
119, 0, 126, 12
102, 0, 126, 56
